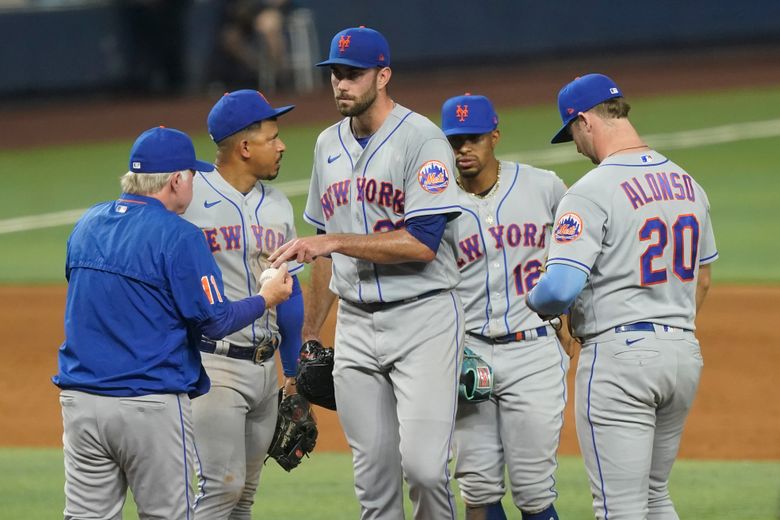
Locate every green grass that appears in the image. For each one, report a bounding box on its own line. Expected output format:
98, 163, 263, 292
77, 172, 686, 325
2, 86, 780, 283
1, 449, 777, 519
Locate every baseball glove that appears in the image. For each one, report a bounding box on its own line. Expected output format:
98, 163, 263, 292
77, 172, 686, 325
296, 340, 337, 410
459, 347, 493, 403
266, 390, 318, 472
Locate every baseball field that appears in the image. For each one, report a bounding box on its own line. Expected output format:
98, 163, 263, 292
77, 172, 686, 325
1, 48, 779, 518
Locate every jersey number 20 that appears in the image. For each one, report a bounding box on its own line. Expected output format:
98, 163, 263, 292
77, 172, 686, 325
639, 214, 699, 286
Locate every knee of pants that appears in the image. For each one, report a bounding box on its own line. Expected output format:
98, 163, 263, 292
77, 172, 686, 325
404, 460, 448, 492
204, 473, 247, 506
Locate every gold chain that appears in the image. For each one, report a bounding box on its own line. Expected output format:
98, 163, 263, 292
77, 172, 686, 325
458, 162, 501, 199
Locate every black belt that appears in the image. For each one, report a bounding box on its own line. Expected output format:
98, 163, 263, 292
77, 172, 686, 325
467, 326, 550, 344
199, 338, 278, 364
614, 322, 691, 333
345, 289, 447, 313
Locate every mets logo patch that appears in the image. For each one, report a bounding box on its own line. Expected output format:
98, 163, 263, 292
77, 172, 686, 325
417, 160, 450, 194
553, 212, 583, 243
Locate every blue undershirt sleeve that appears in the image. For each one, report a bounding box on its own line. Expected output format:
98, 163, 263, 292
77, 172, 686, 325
526, 264, 588, 316
405, 213, 448, 254
200, 295, 266, 339
276, 275, 303, 377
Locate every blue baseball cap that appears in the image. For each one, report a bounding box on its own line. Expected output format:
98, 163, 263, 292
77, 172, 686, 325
441, 94, 499, 136
129, 127, 214, 173
551, 73, 624, 144
207, 89, 295, 143
316, 26, 390, 69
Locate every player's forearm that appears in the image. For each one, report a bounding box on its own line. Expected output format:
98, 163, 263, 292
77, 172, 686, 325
527, 264, 588, 316
201, 295, 266, 339
696, 264, 712, 312
328, 229, 435, 264
277, 276, 303, 377
302, 257, 336, 341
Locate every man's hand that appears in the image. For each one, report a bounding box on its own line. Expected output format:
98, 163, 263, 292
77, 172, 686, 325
259, 263, 292, 308
269, 236, 335, 268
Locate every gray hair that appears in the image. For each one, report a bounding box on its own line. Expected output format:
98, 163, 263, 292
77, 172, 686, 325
120, 170, 191, 195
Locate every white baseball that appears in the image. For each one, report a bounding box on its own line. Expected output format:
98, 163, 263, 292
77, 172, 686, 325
258, 267, 280, 286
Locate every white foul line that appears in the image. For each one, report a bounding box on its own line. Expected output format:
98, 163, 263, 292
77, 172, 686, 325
2, 118, 780, 235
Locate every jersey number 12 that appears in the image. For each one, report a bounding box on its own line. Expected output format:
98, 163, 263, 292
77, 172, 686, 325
639, 214, 699, 286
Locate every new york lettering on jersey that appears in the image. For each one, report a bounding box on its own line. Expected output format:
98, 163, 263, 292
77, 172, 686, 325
303, 103, 460, 304
184, 168, 302, 347
456, 161, 565, 336
188, 170, 298, 266
318, 176, 406, 230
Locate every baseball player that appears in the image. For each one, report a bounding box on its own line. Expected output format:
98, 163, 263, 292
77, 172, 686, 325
527, 73, 718, 519
53, 127, 292, 519
269, 26, 464, 520
441, 93, 573, 520
181, 90, 303, 519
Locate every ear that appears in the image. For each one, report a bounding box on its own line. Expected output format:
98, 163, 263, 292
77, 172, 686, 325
238, 137, 252, 159
376, 67, 391, 90
171, 170, 190, 192
577, 111, 594, 132
490, 129, 500, 147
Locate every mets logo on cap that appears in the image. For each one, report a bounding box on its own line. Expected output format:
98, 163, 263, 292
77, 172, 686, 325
417, 160, 450, 194
553, 212, 583, 243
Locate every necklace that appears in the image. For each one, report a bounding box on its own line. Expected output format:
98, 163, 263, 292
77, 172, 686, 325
458, 163, 501, 200
606, 144, 649, 158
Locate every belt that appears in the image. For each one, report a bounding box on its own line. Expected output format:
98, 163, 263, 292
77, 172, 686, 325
345, 288, 446, 313
467, 326, 550, 344
199, 337, 278, 364
614, 322, 691, 333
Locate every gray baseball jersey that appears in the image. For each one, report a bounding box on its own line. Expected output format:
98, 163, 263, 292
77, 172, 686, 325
453, 161, 569, 513
456, 161, 567, 335
303, 103, 461, 301
546, 150, 717, 337
185, 170, 303, 344
183, 169, 302, 518
304, 103, 465, 519
545, 150, 717, 519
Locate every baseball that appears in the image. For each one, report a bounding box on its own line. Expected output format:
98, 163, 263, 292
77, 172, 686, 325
258, 267, 280, 286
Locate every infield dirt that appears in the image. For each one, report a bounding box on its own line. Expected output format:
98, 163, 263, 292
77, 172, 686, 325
1, 285, 778, 460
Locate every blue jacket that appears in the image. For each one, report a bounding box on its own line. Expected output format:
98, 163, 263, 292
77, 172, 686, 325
53, 193, 235, 398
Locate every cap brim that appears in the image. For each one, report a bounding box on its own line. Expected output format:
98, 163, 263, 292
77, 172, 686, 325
194, 160, 215, 172
443, 125, 496, 137
316, 58, 375, 68
271, 105, 295, 118
551, 123, 573, 144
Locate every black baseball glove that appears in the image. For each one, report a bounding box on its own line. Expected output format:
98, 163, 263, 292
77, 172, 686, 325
296, 340, 337, 410
266, 391, 318, 472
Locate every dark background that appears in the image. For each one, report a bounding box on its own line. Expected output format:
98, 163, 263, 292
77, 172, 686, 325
1, 0, 779, 98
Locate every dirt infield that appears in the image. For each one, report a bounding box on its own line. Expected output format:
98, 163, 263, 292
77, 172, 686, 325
1, 285, 778, 460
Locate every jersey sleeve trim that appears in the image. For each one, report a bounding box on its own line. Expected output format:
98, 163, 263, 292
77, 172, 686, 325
700, 251, 719, 264
405, 205, 462, 220
303, 211, 326, 230
289, 263, 305, 275
546, 256, 592, 275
